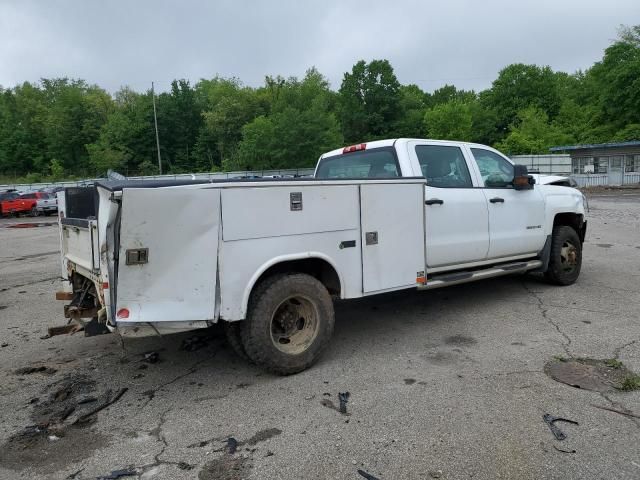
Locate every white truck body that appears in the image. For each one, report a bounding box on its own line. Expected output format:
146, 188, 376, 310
57, 139, 586, 372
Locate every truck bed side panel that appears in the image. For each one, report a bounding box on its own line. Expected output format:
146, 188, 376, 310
219, 185, 362, 320
115, 188, 221, 323
221, 185, 359, 241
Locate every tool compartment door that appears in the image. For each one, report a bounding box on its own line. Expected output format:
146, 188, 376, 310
116, 187, 220, 323
360, 183, 425, 293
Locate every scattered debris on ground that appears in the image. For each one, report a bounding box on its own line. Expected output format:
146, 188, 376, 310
553, 445, 577, 454
225, 437, 239, 454
181, 335, 209, 352
543, 414, 579, 441
96, 468, 137, 479
74, 388, 128, 425
358, 469, 381, 480
545, 357, 640, 392
339, 391, 350, 414
143, 351, 159, 363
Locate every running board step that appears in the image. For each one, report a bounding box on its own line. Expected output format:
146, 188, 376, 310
418, 260, 542, 290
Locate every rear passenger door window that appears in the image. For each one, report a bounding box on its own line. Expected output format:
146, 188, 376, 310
415, 145, 473, 188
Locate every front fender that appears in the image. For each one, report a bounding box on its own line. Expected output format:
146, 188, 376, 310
540, 186, 586, 236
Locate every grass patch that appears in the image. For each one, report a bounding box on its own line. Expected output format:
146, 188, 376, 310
604, 359, 623, 369
619, 374, 640, 392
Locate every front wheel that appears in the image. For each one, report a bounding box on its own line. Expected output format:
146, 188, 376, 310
241, 273, 334, 375
544, 226, 582, 285
31, 207, 40, 217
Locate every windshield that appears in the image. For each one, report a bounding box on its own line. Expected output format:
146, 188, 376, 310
315, 148, 399, 179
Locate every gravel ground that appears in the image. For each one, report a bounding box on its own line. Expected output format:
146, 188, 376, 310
0, 193, 639, 480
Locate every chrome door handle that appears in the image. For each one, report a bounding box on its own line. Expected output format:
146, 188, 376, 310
425, 198, 444, 205
489, 197, 504, 203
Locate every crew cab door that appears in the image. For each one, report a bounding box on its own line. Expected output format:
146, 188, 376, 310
467, 147, 546, 258
407, 142, 489, 268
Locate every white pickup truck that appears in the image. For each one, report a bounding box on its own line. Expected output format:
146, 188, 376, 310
56, 139, 587, 374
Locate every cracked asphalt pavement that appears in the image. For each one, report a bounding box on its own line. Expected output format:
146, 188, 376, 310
1, 192, 639, 480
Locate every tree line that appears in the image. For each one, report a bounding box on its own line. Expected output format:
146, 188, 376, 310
0, 25, 639, 183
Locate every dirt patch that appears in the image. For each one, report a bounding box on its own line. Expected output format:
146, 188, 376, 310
245, 428, 282, 446
199, 455, 250, 480
15, 365, 57, 375
0, 424, 108, 472
545, 358, 640, 392
404, 378, 416, 385
0, 374, 117, 473
445, 335, 477, 346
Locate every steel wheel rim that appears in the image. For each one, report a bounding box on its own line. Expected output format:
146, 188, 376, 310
270, 295, 320, 355
560, 240, 578, 273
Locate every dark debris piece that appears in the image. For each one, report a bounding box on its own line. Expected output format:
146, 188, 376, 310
225, 437, 239, 454
181, 335, 208, 352
543, 414, 579, 441
358, 469, 381, 480
97, 468, 137, 479
177, 462, 194, 470
143, 352, 159, 364
338, 392, 350, 414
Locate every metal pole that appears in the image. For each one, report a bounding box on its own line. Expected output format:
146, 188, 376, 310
152, 81, 162, 174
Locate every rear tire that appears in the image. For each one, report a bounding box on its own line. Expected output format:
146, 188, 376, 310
544, 226, 582, 285
31, 207, 40, 217
241, 273, 334, 375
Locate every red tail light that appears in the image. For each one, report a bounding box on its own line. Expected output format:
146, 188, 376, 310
343, 143, 366, 154
117, 308, 130, 319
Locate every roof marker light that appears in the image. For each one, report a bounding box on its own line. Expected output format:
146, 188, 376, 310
343, 143, 367, 154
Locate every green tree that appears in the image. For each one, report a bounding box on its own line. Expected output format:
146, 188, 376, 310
584, 25, 640, 130
338, 59, 402, 142
234, 100, 342, 171
495, 107, 573, 154
424, 100, 473, 141
393, 84, 428, 138
194, 78, 264, 170
481, 64, 562, 132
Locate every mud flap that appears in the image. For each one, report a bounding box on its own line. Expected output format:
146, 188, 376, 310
532, 235, 552, 273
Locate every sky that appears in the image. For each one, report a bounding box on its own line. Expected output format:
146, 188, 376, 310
1, 0, 639, 94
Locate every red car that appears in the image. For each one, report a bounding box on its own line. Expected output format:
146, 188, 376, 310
20, 191, 58, 216
0, 191, 21, 216
0, 191, 52, 217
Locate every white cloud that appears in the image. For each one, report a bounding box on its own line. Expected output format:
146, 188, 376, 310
0, 0, 638, 93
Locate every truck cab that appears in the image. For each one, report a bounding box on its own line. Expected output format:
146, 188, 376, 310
316, 139, 587, 278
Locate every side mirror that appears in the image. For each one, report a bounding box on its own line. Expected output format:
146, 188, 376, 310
513, 165, 535, 190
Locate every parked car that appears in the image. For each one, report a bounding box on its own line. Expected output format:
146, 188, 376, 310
2, 191, 57, 217
56, 138, 587, 375
0, 191, 26, 216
